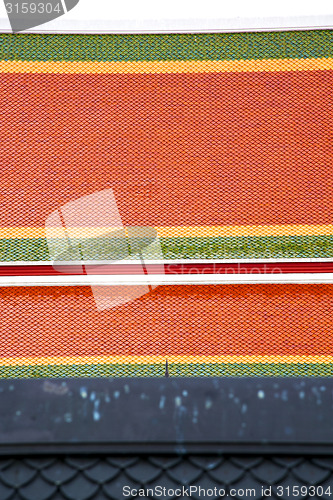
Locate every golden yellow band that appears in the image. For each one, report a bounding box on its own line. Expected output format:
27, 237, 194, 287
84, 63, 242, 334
0, 224, 332, 239
1, 57, 333, 75
1, 355, 332, 367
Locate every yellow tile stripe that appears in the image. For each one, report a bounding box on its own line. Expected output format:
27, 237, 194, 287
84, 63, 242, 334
156, 224, 333, 238
1, 224, 333, 239
1, 58, 333, 75
1, 355, 333, 367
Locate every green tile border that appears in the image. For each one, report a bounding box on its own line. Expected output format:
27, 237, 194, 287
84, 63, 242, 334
1, 31, 333, 62
1, 235, 332, 261
1, 362, 333, 378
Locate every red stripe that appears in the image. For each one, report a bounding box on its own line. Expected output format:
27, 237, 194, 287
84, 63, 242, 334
0, 262, 332, 276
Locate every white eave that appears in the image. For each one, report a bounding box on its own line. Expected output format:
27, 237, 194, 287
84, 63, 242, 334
0, 0, 333, 33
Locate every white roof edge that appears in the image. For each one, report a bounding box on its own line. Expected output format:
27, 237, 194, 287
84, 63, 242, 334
1, 273, 333, 286
0, 15, 333, 34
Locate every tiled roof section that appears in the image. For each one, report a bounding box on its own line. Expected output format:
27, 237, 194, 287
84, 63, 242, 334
2, 284, 333, 378
0, 454, 333, 499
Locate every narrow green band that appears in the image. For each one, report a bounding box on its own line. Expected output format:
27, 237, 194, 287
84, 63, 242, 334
1, 362, 332, 379
1, 31, 333, 62
1, 235, 332, 261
